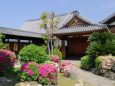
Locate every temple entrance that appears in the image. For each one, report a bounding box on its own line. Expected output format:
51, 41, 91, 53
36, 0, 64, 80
60, 36, 88, 59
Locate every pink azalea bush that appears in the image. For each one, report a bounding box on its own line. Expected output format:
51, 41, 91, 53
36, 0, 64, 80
49, 55, 59, 63
19, 62, 39, 81
0, 50, 17, 72
45, 61, 59, 72
102, 56, 115, 73
37, 64, 58, 85
59, 62, 73, 72
63, 64, 73, 77
19, 62, 58, 85
95, 56, 115, 74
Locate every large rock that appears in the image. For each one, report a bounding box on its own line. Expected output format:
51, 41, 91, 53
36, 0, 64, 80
103, 72, 110, 78
109, 72, 115, 80
91, 68, 100, 75
0, 77, 13, 86
103, 72, 115, 80
15, 81, 42, 86
91, 68, 96, 74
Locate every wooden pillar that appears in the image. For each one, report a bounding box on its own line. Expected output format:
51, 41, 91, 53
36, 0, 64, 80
29, 40, 30, 44
61, 40, 66, 59
18, 38, 20, 53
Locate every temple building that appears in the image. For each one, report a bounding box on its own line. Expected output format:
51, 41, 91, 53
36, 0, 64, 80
0, 11, 115, 58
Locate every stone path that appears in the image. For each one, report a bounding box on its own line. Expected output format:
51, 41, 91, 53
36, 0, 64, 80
63, 60, 115, 86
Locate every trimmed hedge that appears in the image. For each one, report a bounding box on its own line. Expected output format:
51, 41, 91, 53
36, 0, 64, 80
81, 55, 95, 70
18, 44, 47, 64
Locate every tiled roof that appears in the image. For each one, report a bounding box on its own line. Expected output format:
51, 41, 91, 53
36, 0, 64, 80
100, 12, 115, 24
54, 25, 107, 34
20, 10, 102, 34
58, 11, 99, 28
0, 27, 42, 38
20, 13, 68, 33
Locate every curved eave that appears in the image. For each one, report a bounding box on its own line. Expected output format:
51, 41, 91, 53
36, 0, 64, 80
54, 25, 107, 36
0, 27, 42, 38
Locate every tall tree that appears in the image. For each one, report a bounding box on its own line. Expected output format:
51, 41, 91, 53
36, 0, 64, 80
39, 11, 59, 55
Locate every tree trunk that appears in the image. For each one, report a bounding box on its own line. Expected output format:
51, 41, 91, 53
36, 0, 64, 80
48, 38, 50, 55
51, 36, 53, 55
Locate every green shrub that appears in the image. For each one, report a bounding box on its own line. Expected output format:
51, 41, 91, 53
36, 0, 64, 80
53, 48, 62, 60
18, 44, 47, 64
81, 55, 95, 70
0, 33, 6, 49
40, 45, 47, 52
48, 54, 56, 58
95, 57, 103, 74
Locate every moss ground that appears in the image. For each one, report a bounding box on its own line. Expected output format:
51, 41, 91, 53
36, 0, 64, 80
58, 73, 76, 86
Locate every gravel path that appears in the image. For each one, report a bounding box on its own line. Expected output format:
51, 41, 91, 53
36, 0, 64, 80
62, 60, 115, 86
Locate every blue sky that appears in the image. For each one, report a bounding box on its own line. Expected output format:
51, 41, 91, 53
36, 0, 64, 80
0, 0, 115, 29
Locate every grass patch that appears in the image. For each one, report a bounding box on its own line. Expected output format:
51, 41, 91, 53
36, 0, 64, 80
58, 73, 76, 86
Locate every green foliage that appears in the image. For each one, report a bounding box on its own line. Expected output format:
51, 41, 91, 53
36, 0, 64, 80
0, 33, 6, 49
53, 48, 62, 60
12, 67, 21, 79
48, 54, 56, 59
38, 77, 50, 85
39, 11, 59, 55
40, 45, 47, 52
0, 69, 14, 78
80, 55, 95, 70
87, 32, 115, 56
18, 44, 47, 64
95, 57, 103, 74
39, 12, 48, 30
87, 40, 115, 56
0, 67, 21, 78
19, 71, 30, 81
88, 32, 115, 43
42, 34, 48, 44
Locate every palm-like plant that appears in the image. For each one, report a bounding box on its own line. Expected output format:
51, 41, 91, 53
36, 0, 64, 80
88, 32, 115, 43
87, 32, 115, 56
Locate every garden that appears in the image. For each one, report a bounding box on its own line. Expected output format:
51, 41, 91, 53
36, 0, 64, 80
0, 33, 75, 86
0, 31, 115, 86
0, 14, 115, 85
80, 32, 115, 80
